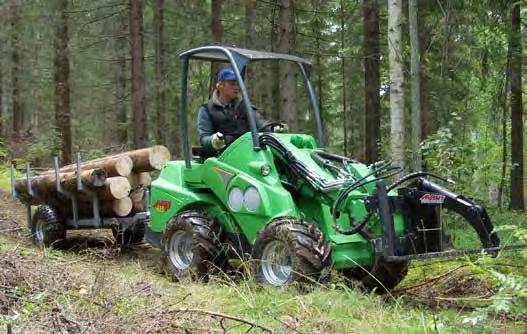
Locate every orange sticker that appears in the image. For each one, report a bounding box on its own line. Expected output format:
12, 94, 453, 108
154, 200, 171, 212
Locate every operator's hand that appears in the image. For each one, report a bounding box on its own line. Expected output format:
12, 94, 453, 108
272, 122, 289, 133
211, 132, 226, 150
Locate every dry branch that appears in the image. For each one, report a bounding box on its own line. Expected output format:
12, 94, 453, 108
169, 308, 273, 333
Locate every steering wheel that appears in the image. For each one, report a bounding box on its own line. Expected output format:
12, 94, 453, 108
259, 121, 286, 132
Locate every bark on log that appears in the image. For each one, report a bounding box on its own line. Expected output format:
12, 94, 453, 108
128, 172, 151, 212
15, 174, 58, 196
42, 155, 133, 177
130, 188, 146, 212
61, 168, 107, 191
15, 169, 107, 204
99, 176, 131, 200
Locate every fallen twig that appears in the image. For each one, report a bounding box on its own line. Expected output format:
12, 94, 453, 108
0, 227, 23, 234
169, 307, 273, 333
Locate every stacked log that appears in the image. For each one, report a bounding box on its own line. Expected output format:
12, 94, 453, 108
14, 146, 169, 217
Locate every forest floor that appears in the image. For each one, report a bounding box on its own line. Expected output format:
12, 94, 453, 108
0, 190, 525, 333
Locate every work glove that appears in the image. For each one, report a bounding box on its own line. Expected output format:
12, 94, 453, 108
272, 122, 289, 133
211, 132, 226, 150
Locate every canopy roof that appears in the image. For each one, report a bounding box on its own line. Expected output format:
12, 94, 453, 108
179, 45, 311, 66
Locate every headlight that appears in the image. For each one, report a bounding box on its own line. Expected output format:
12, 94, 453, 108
228, 187, 244, 211
244, 186, 261, 212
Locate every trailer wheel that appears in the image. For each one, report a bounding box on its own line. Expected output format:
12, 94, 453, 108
163, 211, 227, 281
112, 222, 145, 245
343, 258, 409, 293
31, 205, 66, 248
252, 218, 331, 286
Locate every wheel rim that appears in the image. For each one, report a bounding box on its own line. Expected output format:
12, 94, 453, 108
35, 219, 45, 242
261, 240, 292, 286
168, 230, 194, 270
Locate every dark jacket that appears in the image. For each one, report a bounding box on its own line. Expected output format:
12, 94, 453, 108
198, 90, 269, 152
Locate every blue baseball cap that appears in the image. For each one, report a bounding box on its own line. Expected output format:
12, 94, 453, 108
217, 67, 236, 82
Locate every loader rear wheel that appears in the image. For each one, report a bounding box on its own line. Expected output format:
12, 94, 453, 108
343, 258, 409, 293
163, 211, 227, 281
31, 205, 66, 248
252, 218, 331, 286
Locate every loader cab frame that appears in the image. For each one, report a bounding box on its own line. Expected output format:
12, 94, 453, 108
178, 45, 325, 168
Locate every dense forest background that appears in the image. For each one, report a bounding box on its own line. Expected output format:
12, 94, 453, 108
0, 0, 524, 210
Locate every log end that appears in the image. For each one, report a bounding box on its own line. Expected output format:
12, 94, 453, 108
149, 145, 171, 170
115, 156, 134, 177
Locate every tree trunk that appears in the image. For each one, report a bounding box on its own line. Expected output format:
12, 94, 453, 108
54, 0, 72, 164
269, 1, 281, 120
277, 0, 298, 132
0, 59, 3, 139
154, 0, 167, 145
115, 11, 128, 144
510, 2, 524, 210
244, 0, 257, 101
211, 0, 223, 82
388, 0, 405, 169
245, 0, 257, 48
363, 0, 380, 164
130, 0, 147, 149
409, 0, 421, 171
439, 0, 452, 125
340, 0, 348, 156
418, 0, 431, 144
498, 61, 509, 208
10, 0, 22, 140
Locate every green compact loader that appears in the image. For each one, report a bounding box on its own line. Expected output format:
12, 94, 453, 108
145, 46, 502, 291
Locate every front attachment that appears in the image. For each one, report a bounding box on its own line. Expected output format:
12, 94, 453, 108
389, 178, 500, 261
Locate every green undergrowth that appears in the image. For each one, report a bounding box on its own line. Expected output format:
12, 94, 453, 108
0, 235, 525, 333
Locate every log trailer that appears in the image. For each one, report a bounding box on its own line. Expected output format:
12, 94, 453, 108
10, 147, 169, 247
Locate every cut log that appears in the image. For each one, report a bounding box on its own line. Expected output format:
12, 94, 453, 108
124, 145, 171, 172
61, 168, 107, 191
128, 172, 152, 188
42, 155, 133, 177
99, 176, 131, 200
102, 197, 133, 217
14, 168, 107, 204
15, 174, 58, 197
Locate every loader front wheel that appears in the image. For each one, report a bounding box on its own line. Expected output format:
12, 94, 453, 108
31, 205, 66, 248
163, 211, 227, 281
252, 218, 331, 286
343, 258, 409, 293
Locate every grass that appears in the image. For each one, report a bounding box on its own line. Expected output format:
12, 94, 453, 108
0, 234, 525, 333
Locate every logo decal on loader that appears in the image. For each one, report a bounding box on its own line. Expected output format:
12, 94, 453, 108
419, 193, 446, 204
154, 200, 171, 212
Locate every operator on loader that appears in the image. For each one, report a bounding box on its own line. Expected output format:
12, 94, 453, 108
197, 67, 287, 154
